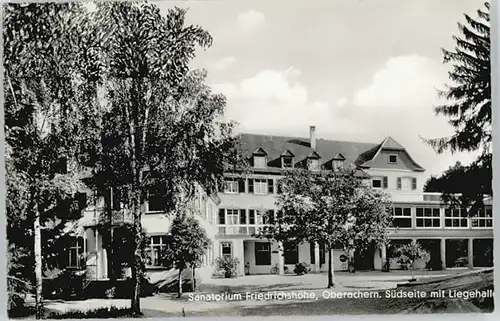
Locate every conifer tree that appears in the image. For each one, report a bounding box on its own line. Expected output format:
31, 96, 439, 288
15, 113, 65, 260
423, 2, 491, 211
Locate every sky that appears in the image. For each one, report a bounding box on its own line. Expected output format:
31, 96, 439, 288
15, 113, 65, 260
152, 0, 486, 183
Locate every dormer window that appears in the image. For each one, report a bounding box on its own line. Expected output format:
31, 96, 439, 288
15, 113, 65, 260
252, 147, 267, 169
333, 160, 344, 170
253, 156, 266, 168
389, 154, 398, 164
332, 153, 346, 171
309, 159, 320, 171
281, 150, 295, 169
307, 151, 321, 171
282, 156, 293, 168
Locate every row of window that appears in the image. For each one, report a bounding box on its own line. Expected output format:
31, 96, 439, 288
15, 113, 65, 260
66, 235, 214, 269
97, 187, 216, 218
145, 235, 214, 267
253, 155, 326, 171
224, 176, 419, 195
217, 206, 494, 229
392, 207, 493, 229
251, 153, 401, 171
224, 177, 276, 195
371, 176, 417, 190
218, 208, 276, 225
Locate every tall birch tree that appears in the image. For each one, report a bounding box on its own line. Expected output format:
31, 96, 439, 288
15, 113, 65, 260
93, 2, 239, 314
4, 3, 102, 318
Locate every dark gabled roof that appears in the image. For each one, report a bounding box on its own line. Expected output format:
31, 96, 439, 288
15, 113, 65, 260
237, 133, 377, 169
281, 150, 295, 157
380, 136, 405, 150
333, 153, 346, 161
354, 144, 380, 167
236, 133, 426, 172
355, 136, 425, 171
252, 147, 267, 155
307, 151, 321, 159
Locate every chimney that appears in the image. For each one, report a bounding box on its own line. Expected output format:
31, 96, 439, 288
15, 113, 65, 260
310, 125, 316, 149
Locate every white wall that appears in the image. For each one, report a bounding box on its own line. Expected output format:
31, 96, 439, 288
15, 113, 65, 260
82, 191, 218, 281
365, 169, 427, 202
84, 228, 108, 279
219, 174, 279, 210
219, 194, 277, 211
214, 239, 245, 276
215, 239, 349, 274
322, 250, 348, 272
141, 193, 218, 238
142, 214, 172, 234
243, 241, 273, 275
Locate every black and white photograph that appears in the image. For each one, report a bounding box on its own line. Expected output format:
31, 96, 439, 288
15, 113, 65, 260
4, 0, 494, 318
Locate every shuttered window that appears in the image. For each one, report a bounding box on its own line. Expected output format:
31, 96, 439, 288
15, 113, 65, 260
239, 209, 247, 224
218, 209, 225, 225
238, 179, 246, 193
267, 179, 274, 194
248, 179, 254, 193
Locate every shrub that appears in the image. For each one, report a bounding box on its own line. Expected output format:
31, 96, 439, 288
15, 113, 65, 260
46, 307, 135, 319
216, 257, 239, 278
293, 262, 310, 275
7, 276, 32, 317
397, 254, 412, 270
43, 269, 87, 299
105, 287, 115, 299
8, 276, 29, 307
7, 245, 32, 316
396, 241, 428, 280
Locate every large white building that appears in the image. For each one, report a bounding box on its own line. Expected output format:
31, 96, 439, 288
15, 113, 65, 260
215, 126, 493, 276
57, 126, 493, 292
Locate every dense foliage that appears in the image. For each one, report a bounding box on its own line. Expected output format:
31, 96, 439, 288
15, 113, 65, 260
423, 2, 491, 211
4, 3, 100, 317
395, 241, 428, 281
216, 256, 240, 279
258, 168, 392, 288
163, 205, 210, 298
4, 1, 240, 316
88, 2, 240, 312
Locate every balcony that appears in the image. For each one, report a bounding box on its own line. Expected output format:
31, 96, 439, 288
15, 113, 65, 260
216, 225, 270, 236
422, 193, 442, 202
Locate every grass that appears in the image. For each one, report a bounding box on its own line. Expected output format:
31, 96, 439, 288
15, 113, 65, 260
44, 307, 188, 319
45, 307, 139, 319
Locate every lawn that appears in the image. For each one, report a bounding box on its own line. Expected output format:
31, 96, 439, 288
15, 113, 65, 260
143, 269, 494, 317
36, 268, 494, 318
